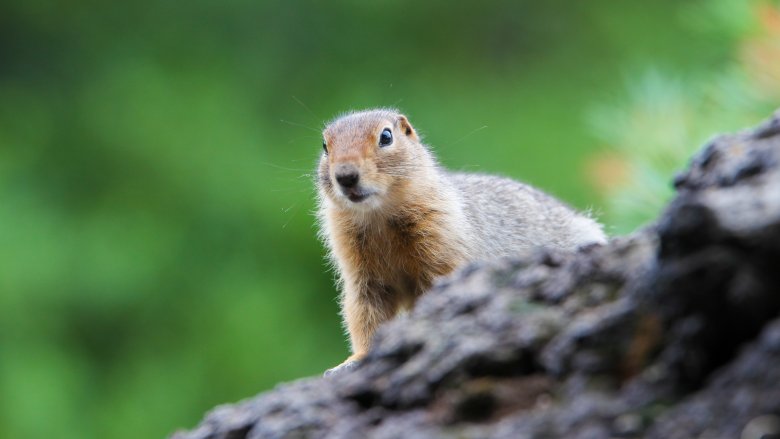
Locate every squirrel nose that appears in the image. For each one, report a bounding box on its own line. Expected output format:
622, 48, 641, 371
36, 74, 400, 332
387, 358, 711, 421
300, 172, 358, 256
335, 166, 360, 188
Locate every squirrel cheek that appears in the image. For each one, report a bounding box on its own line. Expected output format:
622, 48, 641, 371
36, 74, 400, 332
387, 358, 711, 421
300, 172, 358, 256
319, 174, 333, 191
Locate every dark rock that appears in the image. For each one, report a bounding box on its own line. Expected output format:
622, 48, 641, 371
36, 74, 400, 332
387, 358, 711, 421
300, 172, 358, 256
172, 109, 780, 439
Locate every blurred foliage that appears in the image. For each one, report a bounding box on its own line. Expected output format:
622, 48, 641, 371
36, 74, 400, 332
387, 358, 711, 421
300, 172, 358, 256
589, 0, 780, 234
0, 0, 768, 437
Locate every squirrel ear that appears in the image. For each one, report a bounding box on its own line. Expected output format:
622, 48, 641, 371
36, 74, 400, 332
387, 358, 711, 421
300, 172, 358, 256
397, 115, 418, 140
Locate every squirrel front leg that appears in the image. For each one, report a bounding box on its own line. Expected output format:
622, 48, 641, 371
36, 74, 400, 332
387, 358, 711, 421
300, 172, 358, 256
340, 279, 399, 364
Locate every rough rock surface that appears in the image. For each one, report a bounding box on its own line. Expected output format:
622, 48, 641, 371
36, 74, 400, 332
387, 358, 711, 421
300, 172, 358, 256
172, 111, 780, 439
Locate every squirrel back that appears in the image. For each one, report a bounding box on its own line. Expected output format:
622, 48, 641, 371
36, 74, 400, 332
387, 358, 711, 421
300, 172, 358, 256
446, 172, 606, 258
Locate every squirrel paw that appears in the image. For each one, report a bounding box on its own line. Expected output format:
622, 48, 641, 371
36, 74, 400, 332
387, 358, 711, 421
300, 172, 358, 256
323, 355, 363, 376
323, 360, 358, 376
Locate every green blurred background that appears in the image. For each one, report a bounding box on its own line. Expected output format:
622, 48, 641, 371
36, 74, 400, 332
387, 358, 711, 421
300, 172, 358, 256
1, 0, 777, 437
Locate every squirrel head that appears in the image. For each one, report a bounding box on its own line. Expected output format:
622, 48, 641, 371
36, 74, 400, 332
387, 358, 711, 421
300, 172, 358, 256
318, 108, 430, 211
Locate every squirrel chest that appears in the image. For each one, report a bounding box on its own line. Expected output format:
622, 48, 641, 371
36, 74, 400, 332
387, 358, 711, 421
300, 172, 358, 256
327, 204, 463, 304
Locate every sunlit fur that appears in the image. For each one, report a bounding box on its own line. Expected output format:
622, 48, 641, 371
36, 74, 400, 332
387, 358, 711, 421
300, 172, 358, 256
316, 109, 606, 368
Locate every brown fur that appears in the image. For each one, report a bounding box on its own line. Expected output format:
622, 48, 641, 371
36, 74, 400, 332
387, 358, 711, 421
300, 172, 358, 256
317, 109, 468, 366
326, 198, 465, 357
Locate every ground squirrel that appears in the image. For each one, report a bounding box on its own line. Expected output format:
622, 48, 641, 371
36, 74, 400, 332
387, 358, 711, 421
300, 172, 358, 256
316, 109, 606, 373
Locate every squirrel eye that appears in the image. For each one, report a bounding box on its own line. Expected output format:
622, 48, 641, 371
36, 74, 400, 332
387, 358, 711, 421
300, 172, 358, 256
322, 140, 328, 154
379, 128, 393, 147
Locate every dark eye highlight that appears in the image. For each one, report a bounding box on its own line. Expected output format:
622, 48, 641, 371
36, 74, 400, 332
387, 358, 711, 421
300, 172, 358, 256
322, 140, 328, 154
379, 128, 393, 147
